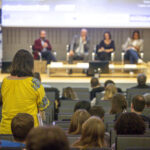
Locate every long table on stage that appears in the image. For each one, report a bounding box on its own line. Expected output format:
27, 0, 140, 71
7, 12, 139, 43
47, 62, 147, 77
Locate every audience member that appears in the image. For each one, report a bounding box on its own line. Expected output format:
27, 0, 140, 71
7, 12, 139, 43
72, 116, 107, 149
11, 113, 34, 143
131, 95, 150, 125
33, 30, 56, 63
0, 49, 49, 134
89, 106, 105, 121
26, 126, 70, 150
90, 77, 104, 100
101, 84, 117, 100
104, 80, 122, 93
123, 30, 143, 64
129, 73, 150, 89
96, 31, 115, 61
110, 94, 127, 115
74, 101, 91, 112
143, 93, 150, 108
61, 87, 78, 100
68, 109, 90, 135
33, 72, 41, 82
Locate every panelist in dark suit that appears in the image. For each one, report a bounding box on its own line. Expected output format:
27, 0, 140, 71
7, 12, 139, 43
68, 28, 90, 64
33, 30, 56, 64
96, 31, 115, 61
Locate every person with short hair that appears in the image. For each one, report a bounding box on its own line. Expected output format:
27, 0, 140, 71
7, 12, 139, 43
0, 49, 49, 134
68, 109, 91, 135
26, 126, 70, 150
89, 106, 105, 121
11, 113, 34, 143
90, 77, 104, 100
96, 31, 115, 61
33, 30, 56, 63
131, 95, 150, 126
72, 116, 107, 149
143, 93, 150, 108
74, 101, 91, 112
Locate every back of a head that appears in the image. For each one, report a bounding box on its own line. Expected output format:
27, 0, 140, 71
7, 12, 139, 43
137, 73, 147, 86
62, 87, 77, 100
143, 93, 150, 107
11, 113, 34, 142
104, 80, 115, 88
26, 126, 70, 150
132, 95, 145, 112
110, 94, 127, 114
68, 109, 91, 135
90, 77, 100, 88
74, 101, 91, 112
33, 72, 41, 82
75, 116, 105, 148
89, 106, 105, 120
104, 84, 117, 100
114, 112, 145, 135
11, 49, 34, 77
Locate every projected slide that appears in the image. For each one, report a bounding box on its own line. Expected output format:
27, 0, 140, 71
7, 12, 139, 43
2, 0, 150, 28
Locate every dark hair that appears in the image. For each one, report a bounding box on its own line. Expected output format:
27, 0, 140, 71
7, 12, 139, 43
110, 94, 127, 114
143, 93, 150, 107
132, 95, 145, 112
104, 80, 115, 88
90, 77, 100, 88
33, 72, 41, 82
11, 49, 34, 77
26, 126, 70, 150
62, 87, 77, 100
103, 31, 111, 40
11, 113, 34, 142
89, 106, 105, 119
132, 30, 140, 39
137, 73, 147, 86
74, 101, 91, 112
114, 112, 145, 135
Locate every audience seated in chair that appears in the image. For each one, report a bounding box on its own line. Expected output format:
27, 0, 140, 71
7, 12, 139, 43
68, 109, 90, 135
89, 106, 105, 121
60, 87, 78, 100
0, 49, 49, 134
112, 112, 146, 150
33, 30, 56, 64
110, 94, 127, 120
26, 126, 70, 150
90, 77, 104, 101
129, 73, 150, 89
143, 93, 150, 108
101, 84, 117, 101
74, 101, 91, 112
0, 113, 34, 148
131, 95, 150, 126
72, 116, 107, 149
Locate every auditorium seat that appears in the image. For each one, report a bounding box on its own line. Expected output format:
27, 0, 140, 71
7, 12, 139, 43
106, 122, 114, 132
116, 135, 150, 150
59, 107, 74, 114
53, 120, 70, 129
126, 88, 150, 105
96, 92, 104, 101
96, 100, 111, 113
0, 134, 14, 141
67, 135, 80, 145
58, 113, 72, 121
104, 114, 115, 125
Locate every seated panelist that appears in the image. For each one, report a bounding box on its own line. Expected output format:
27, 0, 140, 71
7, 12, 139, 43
68, 28, 90, 64
123, 30, 143, 64
96, 31, 115, 61
33, 30, 56, 64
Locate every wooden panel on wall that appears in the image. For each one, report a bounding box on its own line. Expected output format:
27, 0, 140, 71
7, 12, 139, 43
2, 27, 150, 62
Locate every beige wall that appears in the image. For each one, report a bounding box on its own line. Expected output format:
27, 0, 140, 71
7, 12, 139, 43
2, 27, 150, 62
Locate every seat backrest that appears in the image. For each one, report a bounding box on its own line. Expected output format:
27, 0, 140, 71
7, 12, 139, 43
72, 88, 90, 101
58, 113, 72, 121
68, 135, 80, 145
96, 92, 104, 101
106, 122, 114, 132
0, 134, 14, 141
60, 100, 79, 108
59, 107, 74, 114
116, 135, 150, 150
54, 121, 70, 129
126, 88, 150, 105
104, 114, 115, 125
96, 100, 111, 113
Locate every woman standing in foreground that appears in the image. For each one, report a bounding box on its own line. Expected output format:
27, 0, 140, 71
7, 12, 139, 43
0, 49, 49, 134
